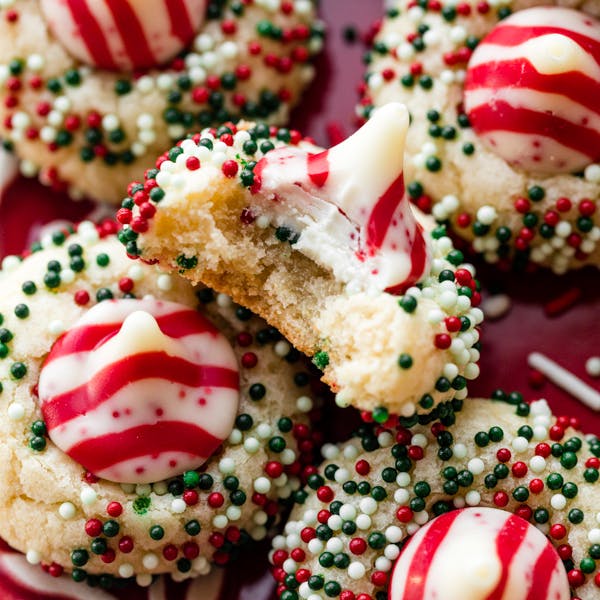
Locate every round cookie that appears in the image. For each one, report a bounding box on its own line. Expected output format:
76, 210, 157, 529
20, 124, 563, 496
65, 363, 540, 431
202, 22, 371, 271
360, 0, 600, 273
0, 0, 321, 203
271, 396, 600, 599
0, 222, 321, 586
116, 105, 484, 417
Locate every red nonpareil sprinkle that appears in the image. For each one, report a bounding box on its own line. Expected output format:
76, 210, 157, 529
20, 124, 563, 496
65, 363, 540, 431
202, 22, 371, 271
163, 545, 178, 561
549, 524, 567, 539
296, 569, 311, 583
290, 548, 305, 562
355, 459, 370, 475
208, 492, 224, 508
48, 563, 63, 578
493, 491, 508, 507
209, 532, 225, 548
74, 290, 90, 305
272, 549, 288, 566
529, 478, 543, 494
371, 571, 387, 587
139, 202, 156, 219
408, 445, 423, 460
549, 424, 565, 441
317, 510, 331, 524
265, 461, 284, 478
236, 331, 253, 347
515, 505, 532, 521
456, 212, 471, 228
106, 502, 123, 517
101, 549, 116, 563
496, 448, 511, 462
116, 208, 132, 224
85, 519, 103, 537
118, 277, 134, 293
300, 527, 316, 543
556, 197, 572, 212
445, 316, 462, 332
544, 287, 581, 317
578, 198, 596, 216
396, 506, 413, 523
222, 160, 239, 178
514, 197, 530, 213
512, 461, 527, 477
183, 541, 199, 559
183, 490, 199, 505
118, 536, 134, 553
317, 486, 334, 502
186, 156, 200, 171
434, 333, 451, 349
349, 538, 367, 555
557, 544, 572, 560
241, 352, 258, 368
568, 569, 585, 587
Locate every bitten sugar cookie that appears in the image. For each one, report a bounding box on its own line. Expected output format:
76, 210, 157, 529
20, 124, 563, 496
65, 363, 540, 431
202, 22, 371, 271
0, 222, 320, 586
360, 0, 600, 273
118, 104, 484, 417
0, 0, 320, 203
271, 397, 600, 599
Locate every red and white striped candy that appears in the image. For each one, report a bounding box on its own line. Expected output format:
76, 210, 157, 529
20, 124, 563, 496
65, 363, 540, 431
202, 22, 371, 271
39, 298, 239, 484
464, 7, 600, 174
40, 0, 206, 71
389, 507, 570, 600
252, 103, 431, 295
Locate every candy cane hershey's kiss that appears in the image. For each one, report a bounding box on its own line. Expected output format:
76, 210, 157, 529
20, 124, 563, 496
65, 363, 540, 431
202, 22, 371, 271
38, 297, 239, 484
389, 508, 570, 600
40, 0, 206, 71
464, 7, 600, 174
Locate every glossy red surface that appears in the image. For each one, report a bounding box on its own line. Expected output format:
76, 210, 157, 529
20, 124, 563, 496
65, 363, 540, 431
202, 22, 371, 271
0, 1, 598, 598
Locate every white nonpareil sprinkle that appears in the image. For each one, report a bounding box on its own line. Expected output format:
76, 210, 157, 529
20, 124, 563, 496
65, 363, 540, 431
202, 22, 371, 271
26, 550, 41, 565
7, 403, 24, 420
80, 487, 98, 505
586, 357, 600, 378
58, 502, 76, 519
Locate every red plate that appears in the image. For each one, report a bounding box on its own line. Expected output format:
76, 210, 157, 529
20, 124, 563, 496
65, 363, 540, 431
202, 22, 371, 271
0, 1, 598, 598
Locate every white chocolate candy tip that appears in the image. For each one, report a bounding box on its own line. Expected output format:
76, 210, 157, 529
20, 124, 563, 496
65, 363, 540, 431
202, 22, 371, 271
253, 101, 430, 295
